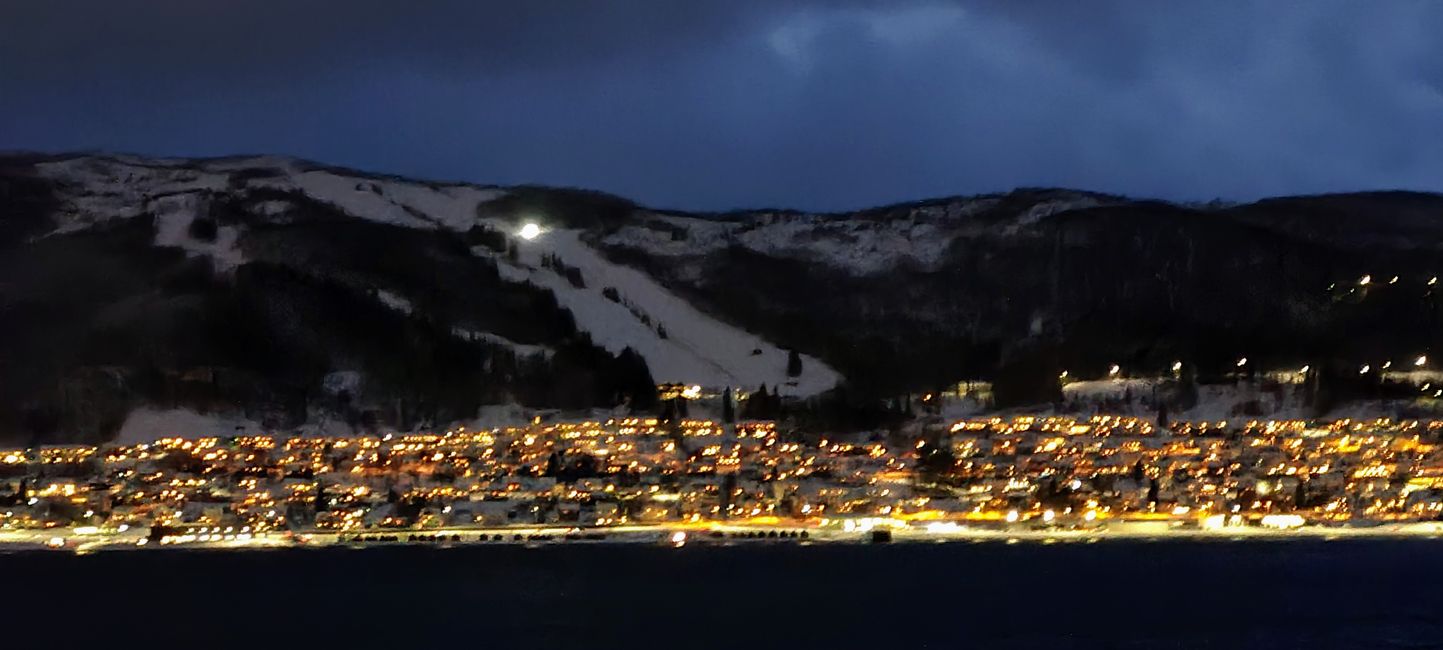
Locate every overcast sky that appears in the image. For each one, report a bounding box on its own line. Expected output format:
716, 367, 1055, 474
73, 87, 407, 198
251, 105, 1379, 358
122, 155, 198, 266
3, 1, 1442, 211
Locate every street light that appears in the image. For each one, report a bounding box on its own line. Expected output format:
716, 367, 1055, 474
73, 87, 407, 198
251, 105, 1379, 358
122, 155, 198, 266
518, 222, 543, 241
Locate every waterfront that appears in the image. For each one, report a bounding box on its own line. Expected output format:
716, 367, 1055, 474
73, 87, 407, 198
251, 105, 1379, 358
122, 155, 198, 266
8, 416, 1443, 552
6, 538, 1443, 648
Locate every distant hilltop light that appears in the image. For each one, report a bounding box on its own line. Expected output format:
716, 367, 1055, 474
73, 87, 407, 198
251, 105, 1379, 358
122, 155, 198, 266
518, 222, 543, 241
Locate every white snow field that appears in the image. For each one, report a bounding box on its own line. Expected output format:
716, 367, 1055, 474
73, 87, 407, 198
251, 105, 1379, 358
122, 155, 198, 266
490, 227, 841, 396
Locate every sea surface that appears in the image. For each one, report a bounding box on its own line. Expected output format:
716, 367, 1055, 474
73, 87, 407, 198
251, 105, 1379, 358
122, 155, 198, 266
5, 538, 1443, 648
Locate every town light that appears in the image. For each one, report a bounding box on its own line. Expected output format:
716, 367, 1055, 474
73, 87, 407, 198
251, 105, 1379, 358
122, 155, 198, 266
1417, 355, 1428, 367
518, 222, 543, 241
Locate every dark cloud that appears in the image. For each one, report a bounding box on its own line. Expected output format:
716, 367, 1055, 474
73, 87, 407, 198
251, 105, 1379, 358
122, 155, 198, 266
3, 1, 1442, 211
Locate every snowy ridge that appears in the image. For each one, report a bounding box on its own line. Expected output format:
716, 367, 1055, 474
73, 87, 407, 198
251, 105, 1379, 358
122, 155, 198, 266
34, 157, 230, 234
600, 212, 959, 276
247, 170, 503, 231
30, 155, 506, 236
600, 192, 1105, 276
488, 227, 841, 396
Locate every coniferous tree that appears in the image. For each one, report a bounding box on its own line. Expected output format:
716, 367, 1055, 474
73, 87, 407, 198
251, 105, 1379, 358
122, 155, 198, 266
787, 350, 803, 378
722, 387, 735, 424
615, 347, 658, 412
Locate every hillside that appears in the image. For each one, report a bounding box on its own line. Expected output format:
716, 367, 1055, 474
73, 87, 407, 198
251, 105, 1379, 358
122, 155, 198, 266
0, 154, 835, 443
4, 152, 1443, 442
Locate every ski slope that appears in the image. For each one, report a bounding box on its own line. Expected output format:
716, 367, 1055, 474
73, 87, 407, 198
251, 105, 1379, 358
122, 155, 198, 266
492, 227, 841, 396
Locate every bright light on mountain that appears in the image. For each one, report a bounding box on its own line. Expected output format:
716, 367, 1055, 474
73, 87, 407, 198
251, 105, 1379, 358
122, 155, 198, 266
518, 223, 543, 240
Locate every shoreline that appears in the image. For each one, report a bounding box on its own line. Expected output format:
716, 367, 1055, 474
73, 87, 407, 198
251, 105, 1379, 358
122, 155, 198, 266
5, 519, 1443, 554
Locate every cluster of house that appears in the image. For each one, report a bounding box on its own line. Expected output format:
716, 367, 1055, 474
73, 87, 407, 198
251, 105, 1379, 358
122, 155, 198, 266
2, 415, 1440, 537
932, 416, 1443, 524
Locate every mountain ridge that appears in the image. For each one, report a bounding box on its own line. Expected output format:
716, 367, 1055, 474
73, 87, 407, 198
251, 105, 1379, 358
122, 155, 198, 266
5, 151, 1443, 443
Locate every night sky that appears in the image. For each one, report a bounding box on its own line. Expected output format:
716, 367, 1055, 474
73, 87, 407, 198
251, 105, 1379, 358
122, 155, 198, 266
3, 1, 1442, 212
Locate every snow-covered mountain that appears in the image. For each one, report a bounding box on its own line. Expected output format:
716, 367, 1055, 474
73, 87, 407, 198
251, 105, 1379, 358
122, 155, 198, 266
22, 153, 836, 392
0, 153, 845, 443
5, 152, 1443, 443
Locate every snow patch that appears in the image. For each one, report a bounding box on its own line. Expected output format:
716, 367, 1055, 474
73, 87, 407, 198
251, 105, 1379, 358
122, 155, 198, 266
1011, 197, 1101, 229
373, 289, 414, 314
116, 408, 262, 445
151, 194, 245, 272
246, 170, 503, 232
451, 328, 553, 358
33, 157, 229, 235
459, 404, 534, 431
249, 171, 436, 229
488, 227, 841, 396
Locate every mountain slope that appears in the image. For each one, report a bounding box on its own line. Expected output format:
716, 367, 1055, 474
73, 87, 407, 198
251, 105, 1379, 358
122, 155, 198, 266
5, 152, 1443, 443
0, 154, 840, 443
592, 191, 1443, 405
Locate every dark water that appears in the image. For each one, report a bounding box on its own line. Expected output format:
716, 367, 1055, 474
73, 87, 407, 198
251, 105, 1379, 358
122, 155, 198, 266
5, 538, 1443, 648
